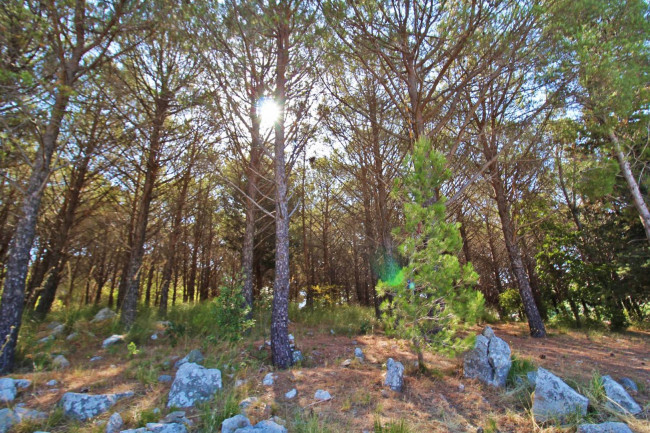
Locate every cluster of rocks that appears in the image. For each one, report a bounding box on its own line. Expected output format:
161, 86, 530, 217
463, 326, 643, 430
0, 405, 47, 433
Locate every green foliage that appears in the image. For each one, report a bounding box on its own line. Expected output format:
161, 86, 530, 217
292, 414, 334, 433
507, 355, 536, 387
136, 408, 159, 427
373, 417, 413, 433
378, 138, 481, 362
196, 387, 239, 433
289, 304, 377, 336
127, 342, 140, 357
578, 158, 619, 201
499, 289, 523, 319
212, 280, 255, 342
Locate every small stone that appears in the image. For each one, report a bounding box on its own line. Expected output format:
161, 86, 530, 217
160, 410, 192, 426
384, 358, 404, 392
47, 321, 63, 330
618, 377, 638, 393
102, 334, 124, 348
52, 354, 70, 369
577, 422, 634, 433
66, 332, 78, 341
314, 389, 331, 401
173, 349, 203, 370
46, 379, 58, 386
14, 379, 31, 389
330, 329, 335, 335
354, 348, 364, 360
153, 408, 161, 415
262, 373, 274, 386
105, 412, 123, 433
145, 422, 188, 433
14, 407, 47, 422
0, 408, 19, 433
90, 356, 103, 362
151, 333, 158, 340
341, 359, 352, 367
285, 389, 297, 399
221, 414, 252, 433
458, 384, 465, 392
38, 335, 54, 344
234, 379, 247, 388
158, 375, 172, 383
288, 334, 294, 342
601, 375, 641, 415
91, 308, 117, 323
239, 396, 259, 409
292, 350, 303, 364
0, 379, 17, 403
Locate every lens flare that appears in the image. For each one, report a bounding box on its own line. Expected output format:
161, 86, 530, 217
258, 98, 280, 129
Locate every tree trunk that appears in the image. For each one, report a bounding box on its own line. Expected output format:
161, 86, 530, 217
270, 22, 292, 369
0, 87, 70, 374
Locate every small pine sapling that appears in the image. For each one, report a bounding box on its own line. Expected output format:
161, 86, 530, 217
377, 138, 482, 370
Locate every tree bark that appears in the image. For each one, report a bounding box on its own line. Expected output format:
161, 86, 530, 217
270, 20, 292, 369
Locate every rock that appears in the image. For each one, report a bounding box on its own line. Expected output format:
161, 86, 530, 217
46, 379, 58, 386
577, 422, 634, 433
354, 348, 364, 360
167, 362, 222, 408
158, 375, 172, 383
91, 356, 103, 362
531, 367, 588, 423
91, 308, 117, 323
0, 378, 17, 403
173, 349, 204, 370
292, 350, 303, 364
463, 326, 511, 388
234, 379, 247, 388
288, 334, 294, 342
458, 384, 465, 392
160, 411, 192, 426
47, 321, 63, 330
0, 408, 18, 433
285, 389, 296, 399
341, 359, 352, 367
262, 373, 274, 386
60, 391, 134, 420
239, 397, 258, 409
38, 335, 55, 344
233, 419, 288, 433
601, 375, 641, 415
50, 324, 66, 337
144, 422, 188, 433
151, 334, 158, 340
384, 358, 404, 392
106, 412, 123, 433
66, 332, 79, 341
527, 371, 537, 386
13, 406, 47, 422
314, 390, 331, 401
102, 335, 124, 348
52, 354, 70, 369
619, 377, 638, 393
222, 414, 252, 433
14, 379, 31, 389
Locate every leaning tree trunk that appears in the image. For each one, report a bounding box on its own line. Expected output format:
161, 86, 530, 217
0, 88, 70, 374
490, 169, 546, 338
270, 22, 293, 369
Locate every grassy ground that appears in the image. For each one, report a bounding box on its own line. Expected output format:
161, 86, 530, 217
4, 304, 649, 433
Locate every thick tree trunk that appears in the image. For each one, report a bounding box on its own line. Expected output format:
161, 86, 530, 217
0, 88, 70, 374
271, 23, 292, 369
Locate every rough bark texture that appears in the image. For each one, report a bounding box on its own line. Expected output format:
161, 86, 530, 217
270, 21, 292, 369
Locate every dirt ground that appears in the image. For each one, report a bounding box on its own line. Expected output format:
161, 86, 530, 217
6, 320, 650, 433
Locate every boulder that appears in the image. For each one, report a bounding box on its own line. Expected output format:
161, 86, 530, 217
531, 367, 588, 423
173, 350, 204, 370
314, 390, 331, 401
106, 412, 123, 433
0, 408, 18, 433
91, 308, 117, 323
262, 373, 274, 386
102, 335, 124, 348
463, 326, 511, 388
384, 358, 404, 392
601, 375, 641, 415
52, 354, 70, 369
285, 389, 296, 399
354, 348, 364, 360
160, 411, 192, 426
167, 362, 222, 408
577, 422, 633, 433
222, 414, 252, 433
13, 407, 47, 422
618, 378, 638, 393
233, 419, 287, 433
0, 378, 17, 403
60, 391, 134, 420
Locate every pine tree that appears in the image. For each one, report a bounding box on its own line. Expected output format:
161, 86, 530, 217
378, 138, 482, 370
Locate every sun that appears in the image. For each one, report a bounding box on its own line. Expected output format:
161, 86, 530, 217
258, 97, 280, 129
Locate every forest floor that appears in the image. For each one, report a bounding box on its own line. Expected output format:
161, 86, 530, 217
5, 315, 650, 433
